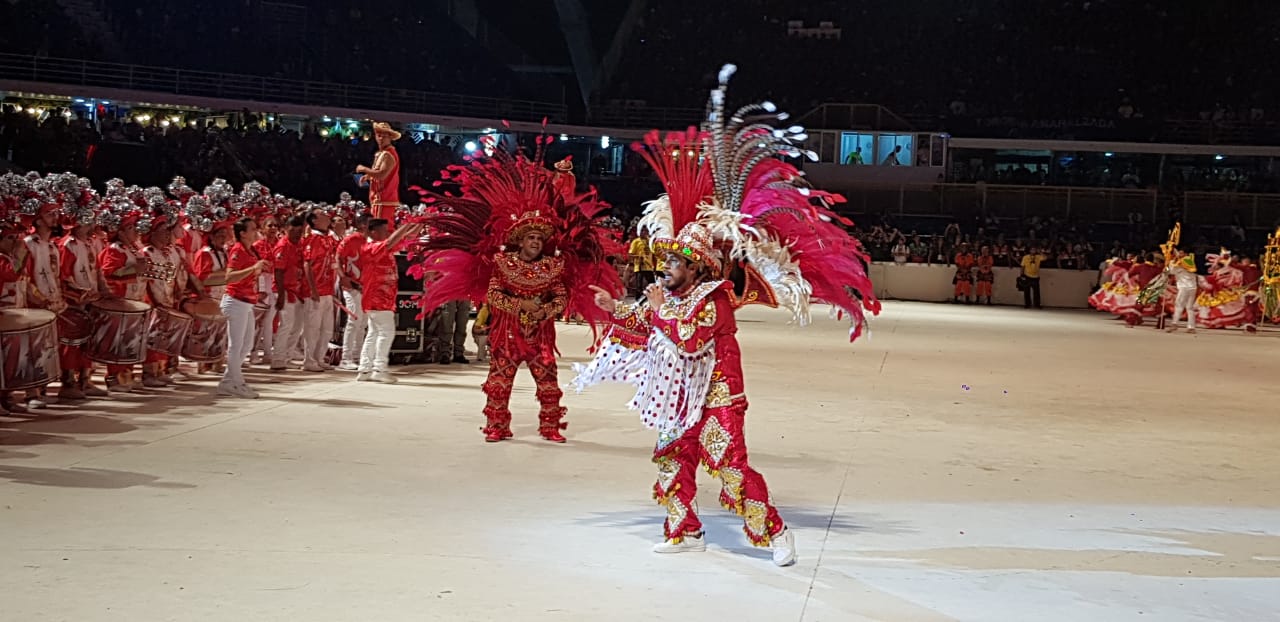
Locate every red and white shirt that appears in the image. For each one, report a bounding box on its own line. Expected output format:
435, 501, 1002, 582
99, 242, 146, 301
58, 235, 102, 298
0, 252, 28, 308
142, 244, 184, 308
24, 233, 62, 309
192, 246, 228, 301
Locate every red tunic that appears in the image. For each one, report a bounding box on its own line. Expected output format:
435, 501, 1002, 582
485, 252, 568, 360
369, 146, 400, 222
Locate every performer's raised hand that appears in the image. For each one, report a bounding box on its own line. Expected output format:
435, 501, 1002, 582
588, 285, 616, 313
644, 282, 666, 309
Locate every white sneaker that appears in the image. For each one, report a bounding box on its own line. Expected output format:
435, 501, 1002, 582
771, 528, 797, 567
337, 362, 359, 371
216, 383, 258, 399
355, 372, 372, 382
653, 534, 706, 554
370, 371, 398, 384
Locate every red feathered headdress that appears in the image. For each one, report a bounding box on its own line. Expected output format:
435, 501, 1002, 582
408, 122, 622, 336
632, 64, 881, 342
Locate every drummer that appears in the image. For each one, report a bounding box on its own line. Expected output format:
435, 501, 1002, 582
141, 215, 193, 387
58, 211, 109, 399
23, 200, 64, 409
98, 211, 148, 392
1, 219, 31, 414
190, 220, 231, 375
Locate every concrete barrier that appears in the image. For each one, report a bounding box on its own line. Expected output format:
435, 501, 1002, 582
869, 262, 1097, 308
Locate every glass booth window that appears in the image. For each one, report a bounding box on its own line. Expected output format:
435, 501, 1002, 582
877, 134, 913, 166
840, 132, 873, 165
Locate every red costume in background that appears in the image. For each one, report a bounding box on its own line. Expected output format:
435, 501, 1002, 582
366, 123, 402, 223
975, 254, 995, 298
408, 134, 622, 444
953, 251, 975, 298
481, 249, 569, 441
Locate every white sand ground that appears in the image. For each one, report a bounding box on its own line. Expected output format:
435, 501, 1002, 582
2, 300, 1278, 622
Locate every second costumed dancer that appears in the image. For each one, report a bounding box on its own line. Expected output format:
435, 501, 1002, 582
408, 129, 622, 443
572, 65, 881, 566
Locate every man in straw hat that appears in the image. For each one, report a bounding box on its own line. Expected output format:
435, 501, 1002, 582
356, 122, 402, 224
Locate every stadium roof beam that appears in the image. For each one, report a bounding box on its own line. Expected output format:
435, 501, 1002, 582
552, 0, 599, 108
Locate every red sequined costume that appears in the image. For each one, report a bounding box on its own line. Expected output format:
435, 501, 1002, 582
571, 65, 880, 562
480, 245, 569, 441
603, 273, 784, 545
408, 125, 622, 443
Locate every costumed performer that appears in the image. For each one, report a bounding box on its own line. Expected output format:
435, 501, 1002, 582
1195, 249, 1250, 330
408, 130, 622, 443
571, 65, 881, 567
356, 122, 402, 224
1166, 248, 1198, 333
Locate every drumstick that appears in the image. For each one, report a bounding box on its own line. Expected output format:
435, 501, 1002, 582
332, 298, 357, 319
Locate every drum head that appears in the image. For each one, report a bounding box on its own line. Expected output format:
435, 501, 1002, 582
184, 298, 223, 319
155, 307, 194, 321
0, 308, 57, 331
92, 298, 151, 313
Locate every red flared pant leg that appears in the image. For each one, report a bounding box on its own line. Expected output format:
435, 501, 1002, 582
652, 402, 786, 547
481, 354, 517, 435
527, 351, 565, 433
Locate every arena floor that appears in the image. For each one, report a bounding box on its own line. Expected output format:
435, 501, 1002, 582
2, 301, 1279, 622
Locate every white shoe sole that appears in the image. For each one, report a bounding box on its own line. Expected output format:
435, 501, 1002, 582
653, 539, 706, 554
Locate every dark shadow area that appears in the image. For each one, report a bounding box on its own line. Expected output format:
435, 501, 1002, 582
0, 464, 196, 489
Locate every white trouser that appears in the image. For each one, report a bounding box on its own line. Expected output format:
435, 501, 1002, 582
271, 300, 305, 368
359, 310, 395, 373
302, 295, 335, 367
219, 295, 256, 387
1174, 287, 1197, 329
341, 289, 366, 365
255, 292, 277, 358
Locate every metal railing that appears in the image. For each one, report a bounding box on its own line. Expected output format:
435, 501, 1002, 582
0, 53, 567, 123
1182, 191, 1280, 228
587, 105, 704, 129
841, 183, 1160, 224
795, 103, 917, 132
